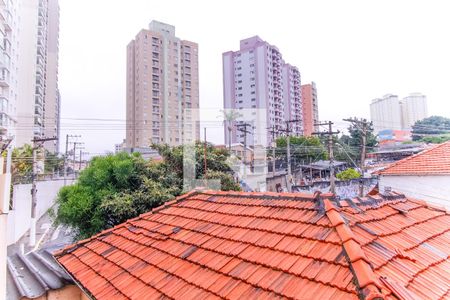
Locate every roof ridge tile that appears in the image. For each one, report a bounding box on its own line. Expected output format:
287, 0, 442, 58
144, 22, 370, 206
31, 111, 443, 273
324, 199, 384, 298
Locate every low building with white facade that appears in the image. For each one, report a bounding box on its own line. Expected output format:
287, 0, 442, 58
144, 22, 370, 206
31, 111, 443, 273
377, 141, 450, 208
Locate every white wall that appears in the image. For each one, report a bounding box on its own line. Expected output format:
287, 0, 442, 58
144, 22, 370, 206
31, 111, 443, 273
379, 175, 450, 208
7, 179, 74, 245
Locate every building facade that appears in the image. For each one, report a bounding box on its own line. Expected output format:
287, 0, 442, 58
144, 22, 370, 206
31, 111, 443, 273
0, 0, 20, 141
15, 0, 60, 152
43, 0, 60, 153
126, 20, 199, 148
370, 93, 428, 133
370, 94, 402, 133
301, 82, 319, 136
400, 93, 427, 130
223, 36, 303, 147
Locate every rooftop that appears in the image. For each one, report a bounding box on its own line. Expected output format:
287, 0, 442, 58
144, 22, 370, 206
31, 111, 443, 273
377, 141, 450, 176
54, 189, 450, 300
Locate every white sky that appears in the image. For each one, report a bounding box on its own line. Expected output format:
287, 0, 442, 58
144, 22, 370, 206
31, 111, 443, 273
58, 0, 450, 155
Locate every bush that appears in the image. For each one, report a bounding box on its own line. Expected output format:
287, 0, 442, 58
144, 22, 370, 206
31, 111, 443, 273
336, 168, 361, 181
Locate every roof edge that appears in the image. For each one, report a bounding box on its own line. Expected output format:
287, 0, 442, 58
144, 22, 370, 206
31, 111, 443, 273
54, 189, 203, 257
376, 142, 450, 175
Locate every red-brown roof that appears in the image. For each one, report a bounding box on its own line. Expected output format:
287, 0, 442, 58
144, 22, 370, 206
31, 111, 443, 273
377, 141, 450, 176
54, 190, 450, 300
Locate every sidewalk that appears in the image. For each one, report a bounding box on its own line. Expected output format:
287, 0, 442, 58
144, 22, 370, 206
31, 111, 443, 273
7, 211, 74, 256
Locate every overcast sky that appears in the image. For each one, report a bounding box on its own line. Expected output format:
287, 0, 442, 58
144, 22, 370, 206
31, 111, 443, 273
58, 0, 450, 155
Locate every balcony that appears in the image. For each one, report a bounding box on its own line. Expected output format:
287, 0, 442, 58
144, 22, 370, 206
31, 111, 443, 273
1, 8, 11, 31
35, 95, 43, 107
0, 71, 9, 87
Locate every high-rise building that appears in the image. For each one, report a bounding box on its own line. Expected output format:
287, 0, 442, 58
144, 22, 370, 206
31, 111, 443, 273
43, 0, 60, 153
0, 0, 20, 141
126, 20, 199, 148
301, 82, 319, 136
370, 94, 402, 133
223, 36, 302, 147
400, 93, 427, 130
15, 0, 60, 152
370, 93, 428, 133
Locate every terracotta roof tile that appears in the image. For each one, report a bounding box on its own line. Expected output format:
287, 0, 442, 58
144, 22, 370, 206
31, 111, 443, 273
55, 190, 450, 299
377, 141, 450, 175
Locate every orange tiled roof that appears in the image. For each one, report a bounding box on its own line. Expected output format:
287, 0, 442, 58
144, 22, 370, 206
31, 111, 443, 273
54, 190, 450, 300
377, 141, 450, 176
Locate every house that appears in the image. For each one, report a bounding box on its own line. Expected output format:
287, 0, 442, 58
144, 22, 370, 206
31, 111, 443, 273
54, 189, 450, 300
7, 245, 84, 300
377, 141, 450, 207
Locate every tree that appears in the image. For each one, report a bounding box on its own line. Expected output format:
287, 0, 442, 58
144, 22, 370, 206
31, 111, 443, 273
337, 120, 377, 164
52, 152, 153, 238
412, 116, 450, 142
274, 136, 327, 164
221, 109, 242, 151
9, 144, 65, 183
52, 144, 240, 239
336, 168, 361, 181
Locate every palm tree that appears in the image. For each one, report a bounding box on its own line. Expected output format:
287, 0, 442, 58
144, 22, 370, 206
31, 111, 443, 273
220, 109, 242, 151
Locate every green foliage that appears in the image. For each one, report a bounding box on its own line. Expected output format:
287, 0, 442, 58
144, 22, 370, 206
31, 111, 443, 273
153, 141, 233, 180
11, 144, 65, 183
274, 136, 327, 163
412, 116, 450, 142
336, 168, 361, 181
52, 144, 239, 239
337, 119, 377, 164
201, 170, 241, 191
419, 135, 450, 144
53, 152, 151, 238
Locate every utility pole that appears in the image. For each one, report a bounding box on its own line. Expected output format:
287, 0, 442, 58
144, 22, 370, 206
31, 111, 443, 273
313, 121, 340, 194
267, 125, 277, 178
236, 123, 251, 178
79, 149, 83, 171
72, 141, 84, 176
30, 136, 57, 247
64, 134, 80, 185
279, 119, 301, 192
204, 127, 207, 176
343, 118, 370, 196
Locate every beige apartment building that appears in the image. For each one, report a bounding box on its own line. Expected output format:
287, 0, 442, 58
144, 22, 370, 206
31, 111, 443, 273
126, 21, 199, 148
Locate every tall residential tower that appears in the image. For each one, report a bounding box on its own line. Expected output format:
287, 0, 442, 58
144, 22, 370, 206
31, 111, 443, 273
370, 93, 428, 133
301, 82, 319, 136
126, 21, 199, 148
15, 0, 60, 152
223, 36, 302, 147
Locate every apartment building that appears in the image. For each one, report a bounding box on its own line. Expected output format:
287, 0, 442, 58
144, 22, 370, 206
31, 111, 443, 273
370, 94, 403, 133
400, 93, 427, 130
223, 36, 303, 147
15, 0, 60, 152
43, 0, 60, 153
301, 82, 319, 136
0, 0, 19, 140
126, 20, 199, 148
370, 93, 428, 133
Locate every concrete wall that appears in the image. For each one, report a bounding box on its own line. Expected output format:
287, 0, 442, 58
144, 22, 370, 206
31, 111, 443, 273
379, 175, 450, 207
7, 179, 74, 245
